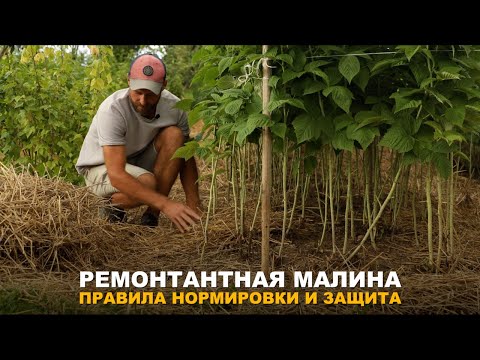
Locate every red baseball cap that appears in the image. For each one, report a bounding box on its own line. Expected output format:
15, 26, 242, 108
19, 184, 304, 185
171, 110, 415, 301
128, 54, 166, 95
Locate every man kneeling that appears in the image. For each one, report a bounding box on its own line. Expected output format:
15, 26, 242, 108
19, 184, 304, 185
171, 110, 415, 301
75, 53, 201, 233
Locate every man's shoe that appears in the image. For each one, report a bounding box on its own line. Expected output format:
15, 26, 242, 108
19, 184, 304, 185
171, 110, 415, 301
100, 206, 127, 223
109, 207, 127, 223
140, 211, 159, 227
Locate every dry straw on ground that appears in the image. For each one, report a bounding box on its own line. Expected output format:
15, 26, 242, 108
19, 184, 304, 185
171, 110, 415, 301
1, 162, 480, 314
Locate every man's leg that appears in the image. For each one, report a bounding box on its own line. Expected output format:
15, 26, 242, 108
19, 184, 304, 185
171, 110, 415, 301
110, 173, 156, 209
144, 126, 186, 217
84, 164, 157, 222
181, 157, 201, 212
108, 173, 156, 222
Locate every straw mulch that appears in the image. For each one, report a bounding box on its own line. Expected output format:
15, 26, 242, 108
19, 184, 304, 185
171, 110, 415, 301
1, 162, 480, 314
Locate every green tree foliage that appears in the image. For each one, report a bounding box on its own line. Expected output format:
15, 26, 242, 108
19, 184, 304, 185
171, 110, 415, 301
178, 45, 480, 179
109, 45, 142, 92
0, 45, 116, 183
163, 45, 200, 98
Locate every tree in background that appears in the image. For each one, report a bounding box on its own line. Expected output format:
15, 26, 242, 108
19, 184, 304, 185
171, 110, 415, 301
163, 45, 200, 98
0, 45, 116, 184
108, 45, 143, 92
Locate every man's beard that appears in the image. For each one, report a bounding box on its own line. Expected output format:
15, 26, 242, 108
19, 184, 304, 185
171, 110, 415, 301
131, 99, 155, 118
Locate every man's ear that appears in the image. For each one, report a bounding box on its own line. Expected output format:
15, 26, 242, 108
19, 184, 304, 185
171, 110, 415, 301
127, 75, 130, 86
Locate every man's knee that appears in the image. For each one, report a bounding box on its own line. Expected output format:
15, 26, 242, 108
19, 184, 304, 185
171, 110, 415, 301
155, 126, 184, 152
138, 173, 156, 190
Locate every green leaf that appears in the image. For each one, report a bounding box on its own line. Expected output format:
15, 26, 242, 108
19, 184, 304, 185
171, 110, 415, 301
192, 47, 212, 63
309, 68, 329, 84
413, 142, 432, 162
272, 138, 284, 154
324, 66, 343, 86
352, 67, 369, 92
291, 48, 307, 72
379, 126, 415, 153
218, 57, 233, 75
264, 47, 278, 58
339, 55, 360, 84
25, 127, 35, 139
371, 58, 407, 74
271, 123, 287, 139
211, 93, 222, 102
204, 67, 219, 85
397, 45, 421, 61
393, 98, 422, 113
275, 54, 294, 66
304, 60, 330, 71
234, 120, 255, 145
269, 76, 280, 88
460, 86, 480, 100
216, 123, 235, 139
421, 48, 434, 61
173, 141, 199, 160
402, 113, 422, 135
243, 81, 254, 94
224, 99, 243, 115
455, 150, 470, 162
268, 99, 287, 112
175, 98, 194, 111
188, 106, 203, 127
402, 152, 419, 166
285, 98, 306, 110
306, 142, 320, 157
432, 139, 456, 154
247, 113, 270, 129
461, 45, 472, 56
323, 86, 353, 113
354, 111, 383, 130
436, 71, 461, 80
94, 78, 105, 90
268, 98, 306, 112
245, 94, 263, 114
304, 156, 317, 175
334, 113, 354, 131
445, 106, 465, 127
409, 61, 430, 85
426, 89, 452, 107
332, 130, 354, 151
303, 80, 325, 95
420, 78, 434, 88
425, 120, 443, 133
378, 106, 395, 124
432, 153, 451, 179
217, 75, 235, 89
282, 69, 305, 83
440, 65, 462, 74
443, 130, 465, 144
347, 125, 378, 150
222, 89, 244, 98
292, 113, 322, 143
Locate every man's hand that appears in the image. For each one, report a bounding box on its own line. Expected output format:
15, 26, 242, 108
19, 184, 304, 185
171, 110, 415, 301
162, 199, 201, 233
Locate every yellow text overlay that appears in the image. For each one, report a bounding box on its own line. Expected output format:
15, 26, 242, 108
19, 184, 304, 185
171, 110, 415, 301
79, 291, 401, 306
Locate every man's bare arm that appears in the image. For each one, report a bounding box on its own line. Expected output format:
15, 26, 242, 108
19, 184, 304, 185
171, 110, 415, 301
103, 145, 200, 232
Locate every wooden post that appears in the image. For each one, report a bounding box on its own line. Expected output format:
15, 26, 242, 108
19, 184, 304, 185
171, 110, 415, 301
261, 45, 272, 274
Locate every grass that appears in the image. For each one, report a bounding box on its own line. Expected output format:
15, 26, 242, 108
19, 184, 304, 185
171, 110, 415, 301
0, 287, 87, 314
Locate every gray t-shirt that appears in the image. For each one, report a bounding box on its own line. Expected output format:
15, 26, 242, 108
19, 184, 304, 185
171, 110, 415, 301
75, 88, 189, 175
